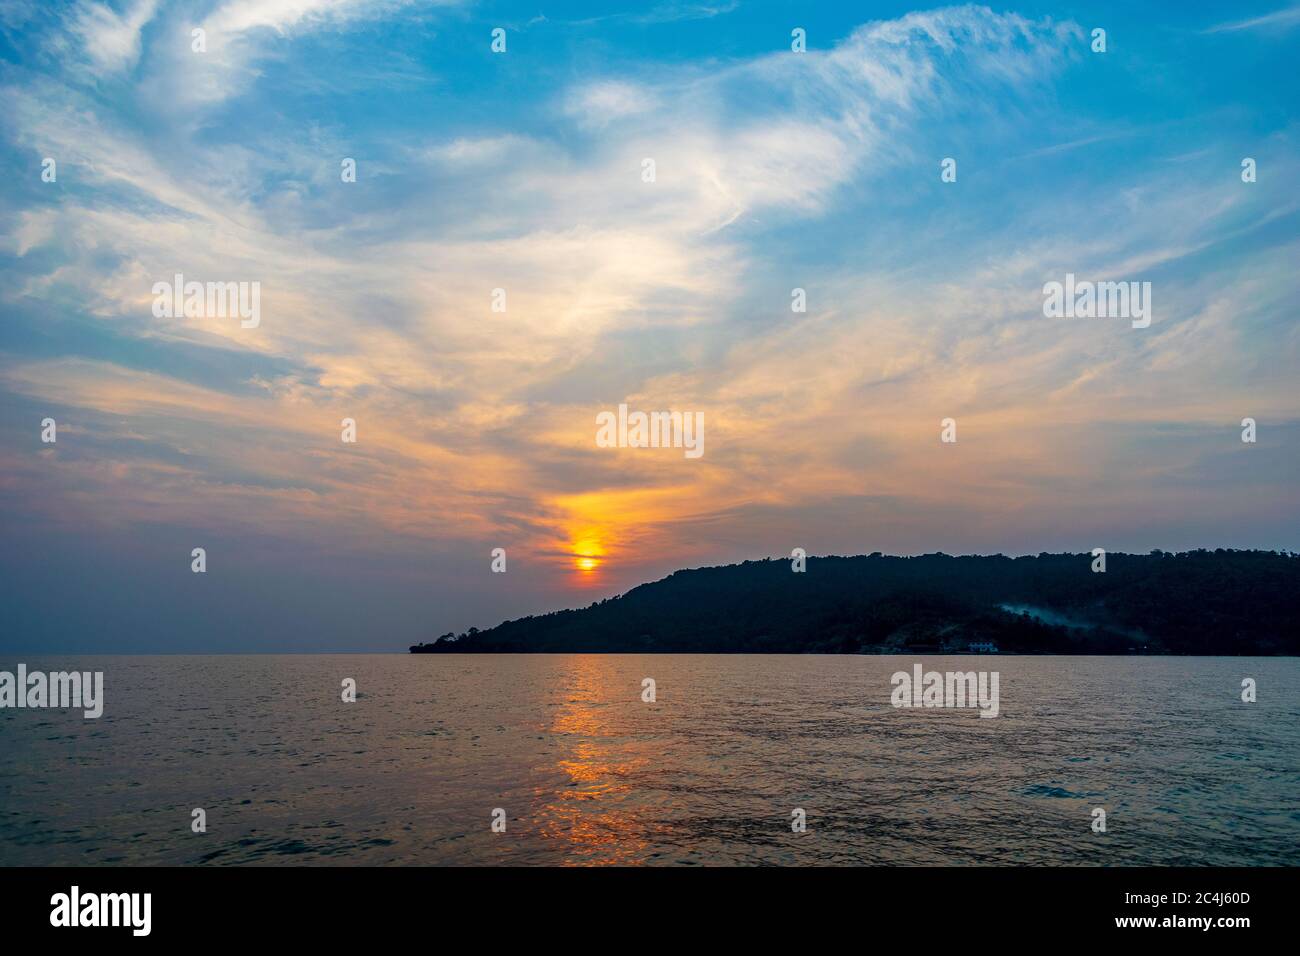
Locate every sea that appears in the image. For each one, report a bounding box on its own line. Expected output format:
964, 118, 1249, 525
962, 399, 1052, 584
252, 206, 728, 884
1, 655, 1296, 866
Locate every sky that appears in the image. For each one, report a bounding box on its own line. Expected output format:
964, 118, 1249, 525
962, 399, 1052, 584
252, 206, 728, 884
0, 1, 1297, 652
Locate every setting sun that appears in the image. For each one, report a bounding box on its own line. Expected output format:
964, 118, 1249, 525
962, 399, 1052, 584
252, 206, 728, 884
572, 536, 605, 575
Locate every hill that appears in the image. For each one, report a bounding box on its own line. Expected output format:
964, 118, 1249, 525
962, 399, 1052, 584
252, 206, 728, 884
409, 550, 1300, 655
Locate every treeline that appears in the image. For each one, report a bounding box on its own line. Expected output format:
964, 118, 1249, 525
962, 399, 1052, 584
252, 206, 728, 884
410, 550, 1300, 655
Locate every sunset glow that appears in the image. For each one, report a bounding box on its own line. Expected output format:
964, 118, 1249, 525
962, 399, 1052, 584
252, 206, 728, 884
0, 2, 1295, 653
569, 534, 607, 579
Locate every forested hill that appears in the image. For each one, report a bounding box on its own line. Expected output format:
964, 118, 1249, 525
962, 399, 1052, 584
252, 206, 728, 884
410, 550, 1300, 655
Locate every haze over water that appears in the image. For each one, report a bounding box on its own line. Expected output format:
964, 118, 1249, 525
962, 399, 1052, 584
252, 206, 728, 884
2, 655, 1295, 866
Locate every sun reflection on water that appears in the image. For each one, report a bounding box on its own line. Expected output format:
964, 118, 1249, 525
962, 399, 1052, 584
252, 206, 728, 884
534, 656, 659, 865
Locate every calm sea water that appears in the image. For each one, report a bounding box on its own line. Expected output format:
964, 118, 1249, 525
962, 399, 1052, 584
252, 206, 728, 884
1, 655, 1296, 866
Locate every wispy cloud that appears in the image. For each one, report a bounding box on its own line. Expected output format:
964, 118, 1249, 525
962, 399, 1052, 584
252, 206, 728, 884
67, 0, 161, 75
1203, 4, 1300, 34
2, 3, 1297, 647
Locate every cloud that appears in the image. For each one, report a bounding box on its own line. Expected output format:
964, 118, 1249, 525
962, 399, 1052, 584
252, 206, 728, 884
2, 3, 1296, 640
67, 0, 161, 75
634, 1, 740, 25
1204, 5, 1300, 34
565, 81, 662, 127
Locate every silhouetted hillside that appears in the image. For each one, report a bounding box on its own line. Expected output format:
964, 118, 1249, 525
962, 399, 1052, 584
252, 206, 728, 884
410, 550, 1300, 655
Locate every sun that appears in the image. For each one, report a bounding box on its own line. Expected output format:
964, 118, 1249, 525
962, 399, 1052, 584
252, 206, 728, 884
571, 535, 605, 575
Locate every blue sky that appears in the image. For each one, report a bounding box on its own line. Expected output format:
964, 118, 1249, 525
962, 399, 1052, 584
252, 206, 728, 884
1, 1, 1297, 651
